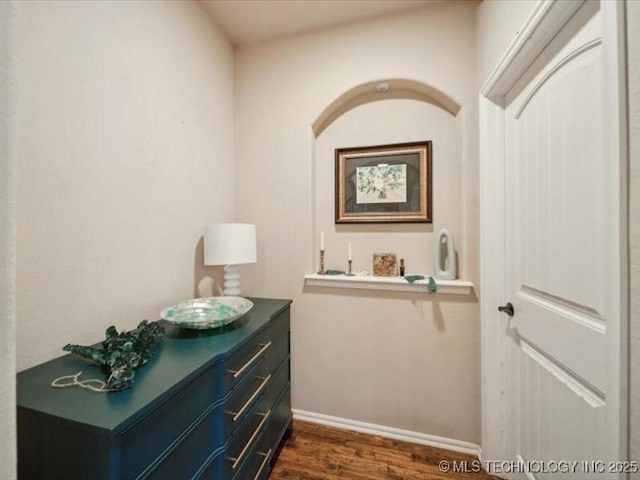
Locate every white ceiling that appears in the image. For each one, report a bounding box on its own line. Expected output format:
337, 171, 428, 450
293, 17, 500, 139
201, 0, 442, 46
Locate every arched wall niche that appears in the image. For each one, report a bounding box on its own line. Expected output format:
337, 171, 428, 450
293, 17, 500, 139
310, 78, 465, 276
312, 79, 462, 137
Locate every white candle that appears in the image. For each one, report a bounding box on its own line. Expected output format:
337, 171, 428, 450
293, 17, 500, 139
320, 232, 324, 251
348, 242, 352, 260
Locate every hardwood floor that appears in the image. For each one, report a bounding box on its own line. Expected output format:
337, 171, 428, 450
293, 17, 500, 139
269, 420, 500, 480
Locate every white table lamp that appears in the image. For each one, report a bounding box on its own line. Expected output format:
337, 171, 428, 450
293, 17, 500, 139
204, 223, 257, 296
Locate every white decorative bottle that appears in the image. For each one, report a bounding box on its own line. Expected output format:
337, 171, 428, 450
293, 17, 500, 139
434, 226, 456, 280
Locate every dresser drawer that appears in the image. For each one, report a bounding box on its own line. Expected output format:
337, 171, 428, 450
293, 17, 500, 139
224, 327, 270, 390
195, 450, 223, 480
116, 365, 222, 478
265, 333, 288, 375
224, 356, 269, 432
230, 387, 291, 480
143, 402, 222, 480
231, 429, 270, 480
266, 310, 289, 374
223, 402, 270, 479
224, 359, 289, 479
258, 356, 289, 416
259, 384, 292, 465
269, 309, 290, 340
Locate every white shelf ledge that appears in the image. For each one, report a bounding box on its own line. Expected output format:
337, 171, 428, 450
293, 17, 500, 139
304, 274, 473, 295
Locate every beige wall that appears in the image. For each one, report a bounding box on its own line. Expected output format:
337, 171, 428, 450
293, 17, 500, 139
15, 0, 234, 370
628, 0, 640, 467
0, 1, 17, 478
235, 2, 480, 443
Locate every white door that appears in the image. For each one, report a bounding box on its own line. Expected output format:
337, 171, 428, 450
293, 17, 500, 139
500, 2, 625, 478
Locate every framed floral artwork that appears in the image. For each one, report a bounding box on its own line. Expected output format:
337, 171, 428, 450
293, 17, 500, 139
335, 141, 432, 223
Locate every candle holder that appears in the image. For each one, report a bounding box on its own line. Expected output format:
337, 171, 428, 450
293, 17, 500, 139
346, 259, 354, 276
317, 250, 326, 275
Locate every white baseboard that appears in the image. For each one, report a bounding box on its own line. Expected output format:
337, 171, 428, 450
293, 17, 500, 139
292, 409, 482, 458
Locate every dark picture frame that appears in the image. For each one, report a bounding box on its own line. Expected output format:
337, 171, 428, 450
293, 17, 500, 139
335, 141, 432, 224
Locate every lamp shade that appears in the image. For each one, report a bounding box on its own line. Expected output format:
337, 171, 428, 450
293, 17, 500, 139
204, 224, 257, 266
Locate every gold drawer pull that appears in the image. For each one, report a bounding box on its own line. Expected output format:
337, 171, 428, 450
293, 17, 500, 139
227, 410, 271, 470
228, 374, 271, 422
229, 341, 272, 379
254, 448, 272, 480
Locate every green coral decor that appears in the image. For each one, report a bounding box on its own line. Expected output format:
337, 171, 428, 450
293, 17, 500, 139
58, 320, 165, 392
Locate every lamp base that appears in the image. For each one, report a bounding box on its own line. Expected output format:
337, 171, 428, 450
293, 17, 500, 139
223, 264, 242, 296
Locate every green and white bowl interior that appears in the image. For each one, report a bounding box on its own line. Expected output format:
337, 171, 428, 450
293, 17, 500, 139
160, 297, 254, 330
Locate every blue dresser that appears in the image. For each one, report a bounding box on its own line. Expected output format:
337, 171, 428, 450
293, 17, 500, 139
17, 297, 292, 479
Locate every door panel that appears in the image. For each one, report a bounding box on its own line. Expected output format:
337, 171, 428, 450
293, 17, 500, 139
503, 2, 612, 476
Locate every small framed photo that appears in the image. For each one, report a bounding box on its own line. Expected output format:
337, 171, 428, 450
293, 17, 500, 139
372, 253, 398, 277
335, 141, 432, 224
